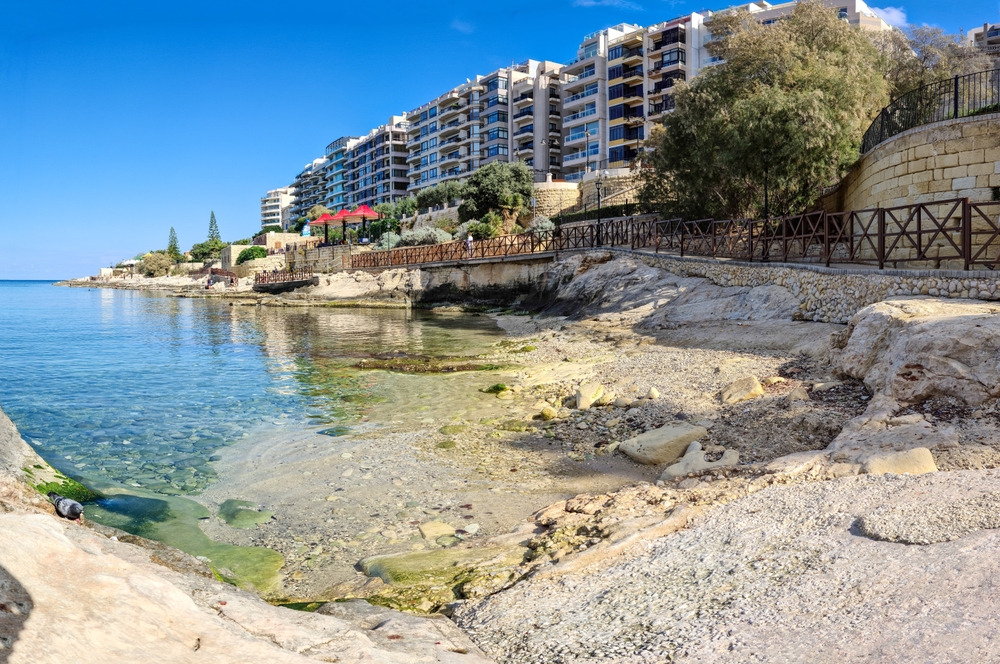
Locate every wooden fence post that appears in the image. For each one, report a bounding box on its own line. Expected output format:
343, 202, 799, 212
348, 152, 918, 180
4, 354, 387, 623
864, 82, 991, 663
878, 207, 886, 270
963, 197, 972, 271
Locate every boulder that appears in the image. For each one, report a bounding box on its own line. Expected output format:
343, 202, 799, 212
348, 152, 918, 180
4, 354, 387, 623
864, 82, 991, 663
786, 386, 810, 402
418, 521, 455, 540
862, 447, 937, 476
721, 376, 765, 404
619, 423, 709, 465
831, 298, 1000, 405
762, 376, 786, 386
646, 387, 660, 400
539, 406, 558, 421
613, 397, 631, 408
575, 383, 605, 410
659, 442, 740, 480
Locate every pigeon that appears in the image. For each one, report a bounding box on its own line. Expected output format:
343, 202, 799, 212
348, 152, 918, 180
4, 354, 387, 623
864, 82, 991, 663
47, 492, 84, 522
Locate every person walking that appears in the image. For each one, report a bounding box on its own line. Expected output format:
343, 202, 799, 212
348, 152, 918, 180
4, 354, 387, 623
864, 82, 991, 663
466, 233, 474, 258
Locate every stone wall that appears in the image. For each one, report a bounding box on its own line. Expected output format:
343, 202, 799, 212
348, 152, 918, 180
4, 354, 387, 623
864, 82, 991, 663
534, 179, 581, 217
830, 113, 1000, 212
221, 245, 250, 272
286, 245, 352, 273
615, 249, 1000, 324
233, 255, 287, 279
579, 172, 640, 210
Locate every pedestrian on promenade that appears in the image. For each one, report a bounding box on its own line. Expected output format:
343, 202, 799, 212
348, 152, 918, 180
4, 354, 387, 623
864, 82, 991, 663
466, 233, 474, 258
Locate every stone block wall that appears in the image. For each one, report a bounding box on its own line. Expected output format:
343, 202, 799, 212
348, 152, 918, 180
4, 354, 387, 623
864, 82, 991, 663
834, 113, 1000, 212
534, 180, 581, 217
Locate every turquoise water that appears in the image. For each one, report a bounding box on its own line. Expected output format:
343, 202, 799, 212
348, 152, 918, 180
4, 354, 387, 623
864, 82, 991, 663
0, 281, 503, 495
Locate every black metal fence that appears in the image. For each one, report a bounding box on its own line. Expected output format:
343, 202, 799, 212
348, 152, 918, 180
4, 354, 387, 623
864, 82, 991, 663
861, 69, 1000, 155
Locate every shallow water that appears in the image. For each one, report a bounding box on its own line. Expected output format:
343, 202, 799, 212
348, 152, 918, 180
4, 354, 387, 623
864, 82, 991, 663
0, 282, 504, 494
0, 282, 506, 589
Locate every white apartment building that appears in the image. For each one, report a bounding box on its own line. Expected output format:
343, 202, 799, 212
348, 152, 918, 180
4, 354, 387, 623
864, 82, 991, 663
281, 0, 893, 209
260, 187, 297, 229
969, 23, 1000, 56
348, 117, 410, 208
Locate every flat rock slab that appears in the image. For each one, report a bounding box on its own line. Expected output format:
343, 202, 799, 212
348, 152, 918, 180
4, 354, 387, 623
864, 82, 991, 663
858, 492, 1000, 545
721, 376, 765, 404
619, 423, 708, 465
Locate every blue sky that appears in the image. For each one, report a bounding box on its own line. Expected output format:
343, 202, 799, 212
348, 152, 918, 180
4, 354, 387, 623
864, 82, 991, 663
1, 0, 996, 279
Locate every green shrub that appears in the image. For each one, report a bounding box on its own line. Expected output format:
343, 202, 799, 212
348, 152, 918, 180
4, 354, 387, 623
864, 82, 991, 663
236, 246, 268, 265
140, 252, 173, 277
397, 228, 452, 246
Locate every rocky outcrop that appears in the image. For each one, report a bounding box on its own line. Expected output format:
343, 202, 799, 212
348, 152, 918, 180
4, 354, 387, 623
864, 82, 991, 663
0, 406, 492, 663
831, 298, 1000, 406
537, 254, 801, 324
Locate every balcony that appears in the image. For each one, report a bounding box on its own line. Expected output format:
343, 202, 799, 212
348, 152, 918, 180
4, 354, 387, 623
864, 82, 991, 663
516, 143, 534, 153
513, 107, 534, 120
648, 97, 676, 116
513, 125, 534, 137
564, 106, 597, 124
564, 87, 599, 106
549, 109, 561, 117
440, 152, 462, 165
622, 67, 643, 82
406, 150, 424, 162
563, 69, 596, 84
438, 102, 465, 119
622, 47, 643, 64
439, 118, 466, 135
647, 28, 686, 53
513, 92, 533, 105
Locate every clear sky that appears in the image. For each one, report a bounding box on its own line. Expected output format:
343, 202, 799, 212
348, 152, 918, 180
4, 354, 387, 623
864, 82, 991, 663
1, 0, 996, 279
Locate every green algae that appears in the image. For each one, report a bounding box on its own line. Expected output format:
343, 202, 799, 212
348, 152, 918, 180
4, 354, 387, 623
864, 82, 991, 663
218, 499, 274, 529
497, 420, 535, 433
84, 485, 284, 596
438, 425, 466, 435
436, 440, 457, 450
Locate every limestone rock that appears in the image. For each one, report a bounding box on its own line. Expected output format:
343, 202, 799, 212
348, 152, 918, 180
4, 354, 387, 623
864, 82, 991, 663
721, 376, 765, 404
619, 423, 709, 465
659, 442, 740, 480
613, 397, 631, 408
418, 521, 455, 540
646, 387, 660, 400
831, 298, 1000, 405
762, 376, 786, 386
575, 383, 605, 410
763, 451, 828, 477
786, 386, 810, 402
862, 447, 937, 476
539, 406, 558, 421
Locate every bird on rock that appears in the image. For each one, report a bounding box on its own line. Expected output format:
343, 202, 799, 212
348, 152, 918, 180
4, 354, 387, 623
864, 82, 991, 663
47, 492, 84, 522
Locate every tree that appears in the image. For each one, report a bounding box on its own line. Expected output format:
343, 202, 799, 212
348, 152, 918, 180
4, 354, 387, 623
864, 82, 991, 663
190, 239, 227, 261
641, 0, 888, 220
167, 227, 182, 261
871, 27, 993, 99
307, 205, 331, 221
140, 252, 173, 277
208, 211, 220, 241
457, 161, 534, 232
236, 246, 268, 265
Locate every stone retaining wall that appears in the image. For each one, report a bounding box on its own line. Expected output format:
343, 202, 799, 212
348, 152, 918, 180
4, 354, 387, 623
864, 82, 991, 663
828, 113, 1000, 212
616, 249, 1000, 324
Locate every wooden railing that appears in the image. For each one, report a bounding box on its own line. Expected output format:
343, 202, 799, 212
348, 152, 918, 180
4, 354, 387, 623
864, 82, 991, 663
348, 198, 1000, 272
253, 269, 313, 285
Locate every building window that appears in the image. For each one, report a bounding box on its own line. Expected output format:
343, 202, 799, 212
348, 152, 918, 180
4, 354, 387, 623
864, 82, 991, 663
662, 48, 686, 65
429, 107, 437, 117
837, 7, 848, 18
483, 144, 509, 157
485, 127, 509, 141
583, 42, 599, 59
609, 104, 624, 120
484, 111, 509, 126
608, 64, 623, 80
609, 146, 625, 162
609, 84, 623, 100
608, 45, 623, 60
610, 126, 624, 141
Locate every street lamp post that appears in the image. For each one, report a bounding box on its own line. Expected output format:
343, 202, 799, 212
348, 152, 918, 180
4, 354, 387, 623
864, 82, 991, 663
595, 169, 608, 246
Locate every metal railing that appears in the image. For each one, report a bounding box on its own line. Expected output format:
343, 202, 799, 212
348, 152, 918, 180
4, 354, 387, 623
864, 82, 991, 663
348, 198, 1000, 272
861, 69, 1000, 155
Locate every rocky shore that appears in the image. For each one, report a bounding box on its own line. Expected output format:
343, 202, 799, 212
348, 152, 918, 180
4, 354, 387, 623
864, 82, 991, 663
19, 252, 1000, 662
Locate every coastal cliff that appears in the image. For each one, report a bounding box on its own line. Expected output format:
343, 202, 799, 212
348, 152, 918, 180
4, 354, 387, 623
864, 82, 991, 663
0, 405, 492, 664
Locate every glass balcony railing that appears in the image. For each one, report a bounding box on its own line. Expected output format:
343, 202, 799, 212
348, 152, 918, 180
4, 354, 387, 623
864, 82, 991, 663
565, 88, 599, 103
